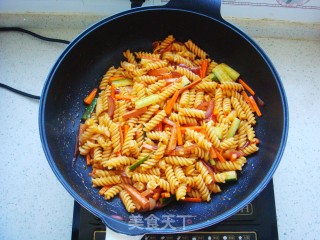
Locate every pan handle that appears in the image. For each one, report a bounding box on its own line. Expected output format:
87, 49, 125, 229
165, 0, 222, 20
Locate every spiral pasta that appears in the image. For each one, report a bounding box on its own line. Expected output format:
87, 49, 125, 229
119, 190, 136, 213
143, 110, 167, 132
169, 113, 198, 126
104, 185, 123, 200
164, 156, 196, 166
175, 66, 201, 82
77, 35, 261, 213
179, 108, 206, 119
92, 176, 121, 186
194, 175, 211, 202
99, 66, 116, 90
185, 129, 212, 150
176, 183, 187, 200
185, 39, 207, 59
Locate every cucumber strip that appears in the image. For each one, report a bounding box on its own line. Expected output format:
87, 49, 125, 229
208, 73, 219, 82
135, 94, 160, 109
212, 65, 233, 83
226, 117, 241, 139
180, 76, 191, 87
224, 171, 237, 182
209, 159, 216, 166
212, 126, 223, 140
140, 58, 152, 65
111, 78, 133, 87
220, 63, 240, 81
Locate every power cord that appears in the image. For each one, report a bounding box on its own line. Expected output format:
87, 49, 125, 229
0, 83, 41, 100
0, 27, 70, 44
0, 27, 70, 100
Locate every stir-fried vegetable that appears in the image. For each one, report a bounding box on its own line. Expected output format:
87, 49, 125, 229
111, 78, 133, 87
84, 88, 98, 105
220, 63, 240, 81
129, 153, 153, 171
135, 94, 160, 109
82, 98, 97, 120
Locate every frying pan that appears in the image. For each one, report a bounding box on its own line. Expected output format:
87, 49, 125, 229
39, 0, 288, 235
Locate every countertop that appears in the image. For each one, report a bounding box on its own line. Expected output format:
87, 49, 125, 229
0, 13, 320, 240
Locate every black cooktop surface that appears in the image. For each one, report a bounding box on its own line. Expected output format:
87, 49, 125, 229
72, 180, 278, 240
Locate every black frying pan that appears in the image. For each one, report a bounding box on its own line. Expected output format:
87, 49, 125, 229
39, 0, 288, 235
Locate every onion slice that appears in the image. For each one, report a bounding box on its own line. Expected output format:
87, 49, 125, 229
107, 96, 116, 119
149, 197, 156, 211
142, 143, 158, 151
177, 64, 201, 76
166, 144, 197, 156
163, 118, 176, 127
205, 100, 215, 119
223, 149, 245, 159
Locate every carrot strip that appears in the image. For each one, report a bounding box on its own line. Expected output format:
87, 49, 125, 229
214, 149, 226, 163
249, 96, 262, 117
152, 192, 161, 201
181, 197, 202, 202
179, 79, 202, 93
167, 126, 177, 151
155, 122, 163, 131
209, 147, 217, 159
161, 192, 171, 198
122, 107, 148, 120
141, 189, 154, 198
239, 79, 255, 96
99, 186, 111, 195
119, 124, 124, 151
123, 124, 130, 138
111, 84, 115, 98
176, 122, 183, 146
241, 90, 251, 104
180, 126, 203, 134
165, 90, 180, 115
114, 94, 136, 100
122, 184, 150, 210
86, 154, 91, 165
200, 60, 209, 78
84, 88, 98, 105
148, 67, 171, 76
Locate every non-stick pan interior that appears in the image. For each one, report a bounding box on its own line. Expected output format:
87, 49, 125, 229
40, 7, 287, 234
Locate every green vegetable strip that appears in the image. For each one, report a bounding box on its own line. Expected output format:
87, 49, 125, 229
82, 98, 97, 120
212, 65, 233, 83
226, 117, 241, 138
212, 126, 223, 140
208, 73, 219, 82
159, 194, 176, 205
135, 94, 159, 109
220, 63, 240, 81
111, 79, 133, 87
209, 159, 216, 166
129, 153, 153, 171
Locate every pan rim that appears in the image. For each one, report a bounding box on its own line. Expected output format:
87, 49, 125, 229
39, 6, 289, 235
